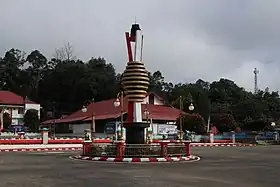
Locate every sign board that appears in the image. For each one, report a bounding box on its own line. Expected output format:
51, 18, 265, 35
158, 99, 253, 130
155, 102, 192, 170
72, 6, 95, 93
157, 124, 177, 134
104, 122, 120, 134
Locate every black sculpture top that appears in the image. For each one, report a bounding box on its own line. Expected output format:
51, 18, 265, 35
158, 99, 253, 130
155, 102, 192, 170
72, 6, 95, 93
130, 24, 141, 37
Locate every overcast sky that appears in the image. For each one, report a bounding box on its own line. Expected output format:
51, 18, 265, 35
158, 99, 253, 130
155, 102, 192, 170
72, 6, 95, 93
1, 0, 280, 92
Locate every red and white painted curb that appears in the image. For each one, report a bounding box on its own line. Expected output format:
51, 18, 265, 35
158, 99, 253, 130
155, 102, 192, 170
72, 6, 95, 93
0, 147, 82, 152
0, 144, 82, 152
71, 155, 200, 162
190, 143, 257, 147
0, 137, 111, 144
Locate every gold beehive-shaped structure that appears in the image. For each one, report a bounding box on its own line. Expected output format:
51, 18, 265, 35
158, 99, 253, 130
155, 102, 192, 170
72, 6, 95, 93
121, 61, 150, 102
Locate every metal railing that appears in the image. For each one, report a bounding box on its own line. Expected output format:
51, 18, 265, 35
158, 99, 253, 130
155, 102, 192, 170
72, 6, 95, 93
84, 141, 190, 158
124, 144, 161, 157
88, 144, 117, 157
166, 144, 186, 157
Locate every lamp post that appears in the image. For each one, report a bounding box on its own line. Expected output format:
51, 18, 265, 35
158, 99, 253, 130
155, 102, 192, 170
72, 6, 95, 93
179, 96, 183, 141
114, 92, 124, 140
179, 95, 195, 141
52, 101, 56, 139
144, 107, 150, 143
82, 99, 95, 139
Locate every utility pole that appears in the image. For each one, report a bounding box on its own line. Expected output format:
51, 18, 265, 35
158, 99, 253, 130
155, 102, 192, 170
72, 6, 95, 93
253, 68, 259, 94
52, 102, 56, 139
179, 96, 183, 141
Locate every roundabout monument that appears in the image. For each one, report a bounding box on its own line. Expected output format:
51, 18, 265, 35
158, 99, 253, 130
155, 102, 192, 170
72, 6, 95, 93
72, 23, 200, 163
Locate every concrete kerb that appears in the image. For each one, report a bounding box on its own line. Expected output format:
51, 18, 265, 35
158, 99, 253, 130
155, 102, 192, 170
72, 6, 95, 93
70, 155, 201, 163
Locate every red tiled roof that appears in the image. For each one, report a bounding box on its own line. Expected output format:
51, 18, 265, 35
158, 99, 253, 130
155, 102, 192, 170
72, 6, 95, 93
41, 116, 88, 124
83, 113, 123, 121
42, 96, 182, 124
0, 90, 37, 105
25, 99, 37, 104
142, 104, 182, 121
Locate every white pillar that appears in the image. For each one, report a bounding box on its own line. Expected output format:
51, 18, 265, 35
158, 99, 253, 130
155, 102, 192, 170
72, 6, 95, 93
134, 30, 143, 61
133, 102, 142, 122
41, 130, 49, 144
209, 132, 214, 143
232, 131, 236, 143
132, 29, 144, 123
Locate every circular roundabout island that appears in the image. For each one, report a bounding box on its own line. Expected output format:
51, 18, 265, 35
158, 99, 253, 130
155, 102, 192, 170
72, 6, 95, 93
71, 140, 201, 163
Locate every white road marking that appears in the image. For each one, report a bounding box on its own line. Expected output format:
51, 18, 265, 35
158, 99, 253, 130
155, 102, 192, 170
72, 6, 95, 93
28, 151, 67, 155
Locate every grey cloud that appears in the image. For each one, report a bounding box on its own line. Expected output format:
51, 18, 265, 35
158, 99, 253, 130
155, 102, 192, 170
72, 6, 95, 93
1, 0, 280, 91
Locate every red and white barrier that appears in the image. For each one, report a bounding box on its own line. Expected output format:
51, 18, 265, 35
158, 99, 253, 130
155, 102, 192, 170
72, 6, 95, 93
0, 137, 111, 144
0, 144, 82, 152
190, 143, 256, 147
72, 155, 200, 162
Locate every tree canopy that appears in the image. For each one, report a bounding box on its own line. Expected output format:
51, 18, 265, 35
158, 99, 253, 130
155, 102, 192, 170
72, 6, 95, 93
24, 109, 40, 131
1, 46, 279, 132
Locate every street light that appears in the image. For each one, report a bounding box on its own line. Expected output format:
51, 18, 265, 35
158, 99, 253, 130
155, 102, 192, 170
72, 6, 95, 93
144, 108, 150, 143
114, 98, 120, 108
114, 92, 123, 140
179, 96, 195, 141
81, 99, 95, 138
82, 106, 87, 113
189, 103, 195, 111
179, 96, 183, 141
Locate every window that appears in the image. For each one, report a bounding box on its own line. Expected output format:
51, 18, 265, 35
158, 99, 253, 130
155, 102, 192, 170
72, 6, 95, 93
18, 108, 25, 114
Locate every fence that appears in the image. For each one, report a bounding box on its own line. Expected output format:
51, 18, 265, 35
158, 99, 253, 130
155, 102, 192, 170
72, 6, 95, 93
83, 141, 191, 158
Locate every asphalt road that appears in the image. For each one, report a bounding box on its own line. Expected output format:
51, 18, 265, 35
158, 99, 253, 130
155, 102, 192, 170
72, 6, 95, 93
0, 146, 279, 187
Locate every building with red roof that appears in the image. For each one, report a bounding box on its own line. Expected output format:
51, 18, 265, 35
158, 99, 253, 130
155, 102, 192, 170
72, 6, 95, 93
42, 92, 182, 136
0, 90, 41, 131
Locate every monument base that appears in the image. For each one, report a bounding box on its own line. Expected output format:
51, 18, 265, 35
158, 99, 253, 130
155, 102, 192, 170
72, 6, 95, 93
124, 122, 149, 144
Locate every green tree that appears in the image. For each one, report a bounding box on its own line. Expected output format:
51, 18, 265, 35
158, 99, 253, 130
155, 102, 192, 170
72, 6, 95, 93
23, 50, 49, 100
24, 109, 40, 131
38, 57, 118, 114
0, 49, 26, 93
177, 113, 206, 134
148, 70, 164, 94
3, 112, 11, 130
210, 113, 237, 132
2, 47, 280, 131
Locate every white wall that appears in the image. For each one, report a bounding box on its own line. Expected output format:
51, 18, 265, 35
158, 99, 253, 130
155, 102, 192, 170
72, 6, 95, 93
142, 95, 164, 105
154, 96, 164, 105
11, 108, 24, 120
25, 103, 41, 119
2, 107, 23, 125
72, 123, 91, 135
0, 103, 41, 126
142, 97, 149, 104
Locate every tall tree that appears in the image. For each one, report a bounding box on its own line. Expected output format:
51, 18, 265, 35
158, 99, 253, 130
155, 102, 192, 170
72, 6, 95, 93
54, 42, 75, 61
24, 50, 48, 100
0, 49, 26, 93
24, 109, 40, 131
3, 112, 11, 129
